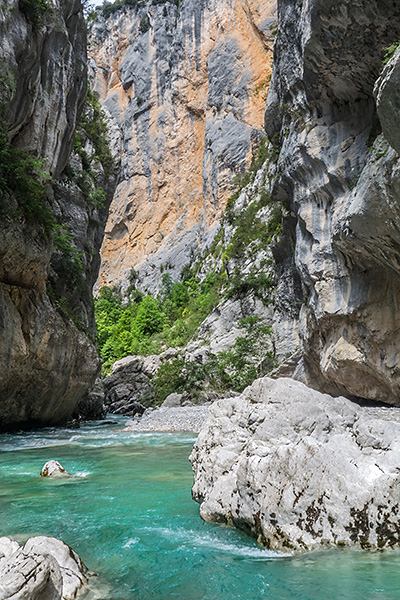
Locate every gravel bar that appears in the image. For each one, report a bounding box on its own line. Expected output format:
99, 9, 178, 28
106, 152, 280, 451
124, 406, 210, 433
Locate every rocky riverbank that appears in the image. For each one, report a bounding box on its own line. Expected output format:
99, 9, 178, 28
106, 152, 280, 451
190, 377, 400, 552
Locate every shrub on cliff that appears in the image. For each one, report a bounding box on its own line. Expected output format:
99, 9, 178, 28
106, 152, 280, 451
19, 0, 48, 28
0, 121, 54, 234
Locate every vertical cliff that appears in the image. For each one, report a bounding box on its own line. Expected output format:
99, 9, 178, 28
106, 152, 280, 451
0, 0, 115, 429
266, 0, 400, 404
89, 0, 275, 292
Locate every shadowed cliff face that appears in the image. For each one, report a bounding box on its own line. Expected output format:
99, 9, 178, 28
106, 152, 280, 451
266, 0, 400, 404
89, 0, 276, 293
0, 0, 113, 429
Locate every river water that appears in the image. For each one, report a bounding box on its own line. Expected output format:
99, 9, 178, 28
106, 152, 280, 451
0, 418, 399, 599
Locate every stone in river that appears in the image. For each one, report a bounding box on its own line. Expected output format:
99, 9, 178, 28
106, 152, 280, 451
40, 461, 71, 478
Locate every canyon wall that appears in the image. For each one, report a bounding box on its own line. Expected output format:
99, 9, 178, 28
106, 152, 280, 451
267, 0, 400, 404
0, 0, 114, 429
89, 0, 275, 292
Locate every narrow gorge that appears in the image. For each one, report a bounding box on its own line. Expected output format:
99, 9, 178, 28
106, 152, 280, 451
1, 0, 400, 597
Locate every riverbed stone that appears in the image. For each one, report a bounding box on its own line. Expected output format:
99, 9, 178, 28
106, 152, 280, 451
161, 393, 185, 408
40, 461, 71, 478
190, 377, 400, 552
0, 549, 62, 600
23, 538, 87, 600
0, 537, 87, 600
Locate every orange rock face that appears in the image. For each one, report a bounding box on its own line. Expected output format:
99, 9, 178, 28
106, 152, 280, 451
89, 0, 276, 291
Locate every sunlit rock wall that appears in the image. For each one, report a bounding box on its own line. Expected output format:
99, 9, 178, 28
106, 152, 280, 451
89, 0, 275, 292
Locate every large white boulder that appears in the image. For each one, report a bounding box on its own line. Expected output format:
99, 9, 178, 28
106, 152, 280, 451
190, 377, 400, 552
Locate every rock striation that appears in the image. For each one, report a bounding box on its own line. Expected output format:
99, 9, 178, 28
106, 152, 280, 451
264, 0, 400, 405
191, 377, 400, 552
0, 0, 116, 429
89, 0, 276, 292
0, 536, 87, 600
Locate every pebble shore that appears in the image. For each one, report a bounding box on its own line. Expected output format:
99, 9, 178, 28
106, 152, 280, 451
124, 406, 210, 433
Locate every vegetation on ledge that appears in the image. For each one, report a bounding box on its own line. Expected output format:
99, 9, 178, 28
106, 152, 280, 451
95, 137, 282, 397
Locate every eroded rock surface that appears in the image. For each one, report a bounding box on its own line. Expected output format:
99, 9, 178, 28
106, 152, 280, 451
265, 0, 400, 404
90, 0, 276, 292
190, 377, 400, 552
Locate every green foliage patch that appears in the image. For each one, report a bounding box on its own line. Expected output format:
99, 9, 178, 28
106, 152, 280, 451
19, 0, 48, 28
0, 121, 54, 235
152, 316, 275, 403
382, 42, 400, 66
95, 271, 222, 374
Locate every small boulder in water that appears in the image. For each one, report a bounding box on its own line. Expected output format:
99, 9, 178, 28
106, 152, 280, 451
40, 460, 71, 478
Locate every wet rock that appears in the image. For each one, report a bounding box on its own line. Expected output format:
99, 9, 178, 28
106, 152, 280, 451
191, 377, 400, 552
40, 461, 71, 478
77, 379, 106, 421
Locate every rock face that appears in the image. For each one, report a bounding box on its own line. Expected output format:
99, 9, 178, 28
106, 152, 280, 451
264, 0, 400, 404
0, 0, 115, 429
89, 0, 276, 292
191, 377, 400, 552
102, 355, 159, 415
0, 536, 87, 600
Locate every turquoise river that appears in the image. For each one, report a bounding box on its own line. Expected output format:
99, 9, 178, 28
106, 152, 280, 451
0, 418, 399, 599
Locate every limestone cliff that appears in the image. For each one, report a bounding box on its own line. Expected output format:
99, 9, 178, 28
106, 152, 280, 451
266, 0, 400, 405
89, 0, 275, 292
0, 0, 115, 429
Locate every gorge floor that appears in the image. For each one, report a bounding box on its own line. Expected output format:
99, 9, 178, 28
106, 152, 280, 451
0, 418, 399, 600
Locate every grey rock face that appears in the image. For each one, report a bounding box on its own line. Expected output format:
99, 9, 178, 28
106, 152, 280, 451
0, 1, 116, 428
0, 0, 87, 178
103, 355, 155, 415
77, 379, 106, 421
265, 0, 400, 404
374, 48, 400, 155
0, 536, 87, 600
191, 377, 400, 552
